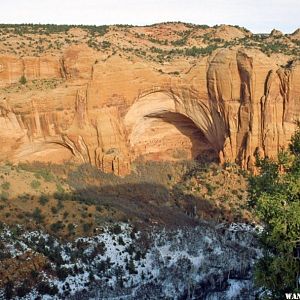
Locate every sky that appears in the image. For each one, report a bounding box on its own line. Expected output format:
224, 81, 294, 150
1, 0, 299, 33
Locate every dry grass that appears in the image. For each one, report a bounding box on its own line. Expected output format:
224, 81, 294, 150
0, 160, 254, 240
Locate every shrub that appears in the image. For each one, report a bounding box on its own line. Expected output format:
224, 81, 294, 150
36, 282, 58, 296
19, 75, 27, 85
32, 207, 44, 223
111, 224, 122, 235
30, 179, 41, 190
126, 258, 137, 274
16, 281, 31, 297
1, 181, 10, 190
35, 169, 55, 182
171, 36, 188, 46
102, 40, 111, 48
0, 191, 9, 201
82, 222, 92, 233
118, 236, 125, 246
18, 193, 30, 201
56, 267, 69, 280
185, 45, 218, 57
56, 183, 65, 194
51, 206, 58, 214
67, 223, 75, 233
53, 191, 69, 201
39, 194, 49, 205
50, 221, 65, 233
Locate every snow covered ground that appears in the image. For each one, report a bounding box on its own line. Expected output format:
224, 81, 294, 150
0, 222, 262, 299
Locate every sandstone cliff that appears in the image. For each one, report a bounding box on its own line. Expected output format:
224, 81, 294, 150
0, 24, 299, 175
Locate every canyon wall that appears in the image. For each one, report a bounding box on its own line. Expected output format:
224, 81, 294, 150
0, 45, 299, 175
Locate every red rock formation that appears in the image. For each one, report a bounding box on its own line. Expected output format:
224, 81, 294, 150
0, 45, 299, 175
0, 55, 62, 87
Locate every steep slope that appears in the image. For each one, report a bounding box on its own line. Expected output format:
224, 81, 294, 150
0, 24, 300, 174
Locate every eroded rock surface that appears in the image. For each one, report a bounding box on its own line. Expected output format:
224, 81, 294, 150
0, 45, 300, 175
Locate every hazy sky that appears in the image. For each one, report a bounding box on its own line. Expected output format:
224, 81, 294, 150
1, 0, 299, 33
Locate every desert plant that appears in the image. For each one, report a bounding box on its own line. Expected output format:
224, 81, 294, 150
39, 194, 49, 205
1, 181, 10, 190
50, 221, 64, 233
19, 75, 27, 85
30, 179, 41, 190
32, 208, 45, 223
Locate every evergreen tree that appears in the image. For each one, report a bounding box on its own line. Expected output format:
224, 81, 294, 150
19, 75, 27, 85
249, 126, 300, 299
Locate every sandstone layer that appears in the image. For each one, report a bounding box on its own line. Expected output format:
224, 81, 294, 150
0, 25, 300, 175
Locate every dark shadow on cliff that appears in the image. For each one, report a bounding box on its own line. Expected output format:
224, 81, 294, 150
145, 112, 219, 161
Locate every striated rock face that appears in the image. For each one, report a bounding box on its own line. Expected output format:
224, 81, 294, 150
0, 45, 300, 175
0, 55, 61, 87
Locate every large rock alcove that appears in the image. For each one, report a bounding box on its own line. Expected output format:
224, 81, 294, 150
124, 91, 219, 162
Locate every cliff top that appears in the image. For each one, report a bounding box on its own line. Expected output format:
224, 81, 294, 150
0, 23, 299, 62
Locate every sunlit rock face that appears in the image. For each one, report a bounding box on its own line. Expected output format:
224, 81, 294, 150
0, 45, 300, 175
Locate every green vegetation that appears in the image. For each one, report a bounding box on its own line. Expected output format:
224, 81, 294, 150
30, 179, 41, 190
259, 41, 290, 56
0, 23, 299, 60
1, 191, 9, 201
19, 75, 27, 85
31, 207, 45, 223
39, 194, 49, 206
0, 79, 64, 94
50, 221, 65, 233
185, 45, 219, 57
67, 223, 75, 234
0, 23, 108, 36
82, 222, 92, 233
1, 181, 10, 190
171, 36, 189, 46
249, 126, 300, 298
0, 155, 249, 238
102, 40, 111, 49
33, 168, 55, 182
